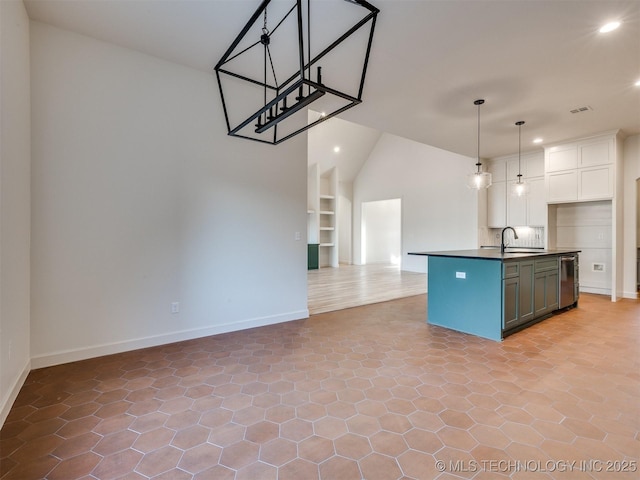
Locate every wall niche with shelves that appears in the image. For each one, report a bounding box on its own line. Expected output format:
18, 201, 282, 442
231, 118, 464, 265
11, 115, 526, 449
308, 165, 339, 268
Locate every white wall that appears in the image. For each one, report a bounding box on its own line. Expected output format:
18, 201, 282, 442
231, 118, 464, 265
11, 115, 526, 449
29, 23, 308, 368
623, 134, 640, 297
353, 133, 478, 274
362, 199, 401, 264
0, 0, 31, 426
338, 181, 352, 264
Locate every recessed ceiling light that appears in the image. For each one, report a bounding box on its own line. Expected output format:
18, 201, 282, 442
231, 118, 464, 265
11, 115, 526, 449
333, 146, 340, 153
533, 138, 543, 144
599, 21, 621, 33
635, 79, 640, 87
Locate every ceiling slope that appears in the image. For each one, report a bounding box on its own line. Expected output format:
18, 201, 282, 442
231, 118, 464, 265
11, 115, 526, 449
24, 0, 640, 158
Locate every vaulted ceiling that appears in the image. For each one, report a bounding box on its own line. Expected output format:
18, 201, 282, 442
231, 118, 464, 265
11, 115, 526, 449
24, 0, 640, 162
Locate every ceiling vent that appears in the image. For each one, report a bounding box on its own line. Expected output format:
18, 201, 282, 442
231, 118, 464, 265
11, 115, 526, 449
570, 106, 593, 114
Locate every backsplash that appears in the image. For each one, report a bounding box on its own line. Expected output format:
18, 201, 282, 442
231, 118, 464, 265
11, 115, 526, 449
481, 227, 545, 248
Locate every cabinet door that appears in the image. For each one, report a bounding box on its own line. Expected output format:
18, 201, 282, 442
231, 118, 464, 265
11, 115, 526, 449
525, 153, 545, 178
507, 191, 527, 226
534, 269, 559, 316
547, 171, 578, 203
545, 269, 559, 312
487, 181, 506, 228
534, 271, 548, 316
503, 277, 519, 330
578, 165, 613, 200
489, 159, 507, 182
519, 261, 535, 324
506, 158, 520, 181
579, 139, 612, 168
546, 144, 577, 172
527, 178, 546, 226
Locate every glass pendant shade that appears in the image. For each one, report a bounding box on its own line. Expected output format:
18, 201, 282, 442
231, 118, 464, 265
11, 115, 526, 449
467, 171, 492, 189
510, 121, 528, 196
467, 99, 492, 189
511, 178, 530, 196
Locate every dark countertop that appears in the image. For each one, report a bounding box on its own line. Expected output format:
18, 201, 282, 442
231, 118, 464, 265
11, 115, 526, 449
408, 249, 580, 261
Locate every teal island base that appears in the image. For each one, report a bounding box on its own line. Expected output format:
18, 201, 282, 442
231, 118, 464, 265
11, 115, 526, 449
428, 256, 503, 340
412, 249, 580, 341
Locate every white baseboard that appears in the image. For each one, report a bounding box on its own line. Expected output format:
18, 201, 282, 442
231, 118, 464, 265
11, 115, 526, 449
31, 309, 309, 369
580, 286, 611, 296
622, 291, 639, 299
1, 359, 31, 429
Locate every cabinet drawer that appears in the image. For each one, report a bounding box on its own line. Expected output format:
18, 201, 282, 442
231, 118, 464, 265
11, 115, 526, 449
503, 262, 519, 278
535, 257, 558, 272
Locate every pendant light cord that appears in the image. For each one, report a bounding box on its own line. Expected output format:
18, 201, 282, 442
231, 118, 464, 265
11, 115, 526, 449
474, 99, 484, 173
516, 121, 525, 182
477, 103, 480, 172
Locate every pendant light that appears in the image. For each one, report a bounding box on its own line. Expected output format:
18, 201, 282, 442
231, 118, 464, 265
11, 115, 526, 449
510, 121, 530, 197
466, 99, 492, 189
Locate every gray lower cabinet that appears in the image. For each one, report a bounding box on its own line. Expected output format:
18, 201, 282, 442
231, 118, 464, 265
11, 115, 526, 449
503, 276, 519, 330
518, 261, 535, 323
503, 260, 534, 331
534, 257, 559, 316
503, 257, 559, 334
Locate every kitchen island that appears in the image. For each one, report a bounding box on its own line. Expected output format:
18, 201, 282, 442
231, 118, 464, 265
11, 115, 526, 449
409, 249, 580, 340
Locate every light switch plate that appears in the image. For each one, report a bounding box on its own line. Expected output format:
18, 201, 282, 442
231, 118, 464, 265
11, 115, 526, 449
456, 272, 466, 279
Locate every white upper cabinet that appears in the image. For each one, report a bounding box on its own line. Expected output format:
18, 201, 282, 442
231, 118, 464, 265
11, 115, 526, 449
527, 177, 546, 226
546, 145, 577, 172
526, 153, 545, 178
488, 158, 506, 182
545, 134, 615, 203
507, 192, 526, 226
488, 180, 507, 227
547, 170, 578, 202
488, 151, 545, 228
579, 138, 613, 168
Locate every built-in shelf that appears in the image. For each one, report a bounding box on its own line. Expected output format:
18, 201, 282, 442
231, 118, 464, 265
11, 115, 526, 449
308, 165, 339, 268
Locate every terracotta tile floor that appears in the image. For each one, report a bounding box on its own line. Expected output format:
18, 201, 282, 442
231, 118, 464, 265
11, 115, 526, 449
1, 293, 639, 479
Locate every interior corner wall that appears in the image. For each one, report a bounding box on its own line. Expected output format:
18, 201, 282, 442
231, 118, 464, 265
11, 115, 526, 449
0, 0, 31, 427
353, 133, 478, 275
623, 134, 640, 298
29, 22, 308, 369
338, 181, 353, 265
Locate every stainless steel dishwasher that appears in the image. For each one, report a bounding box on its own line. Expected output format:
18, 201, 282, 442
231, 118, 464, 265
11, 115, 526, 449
559, 254, 579, 309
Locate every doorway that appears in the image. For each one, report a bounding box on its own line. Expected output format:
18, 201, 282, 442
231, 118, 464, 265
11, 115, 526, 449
361, 198, 402, 266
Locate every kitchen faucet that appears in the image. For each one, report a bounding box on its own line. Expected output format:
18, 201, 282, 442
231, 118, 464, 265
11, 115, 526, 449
501, 226, 518, 253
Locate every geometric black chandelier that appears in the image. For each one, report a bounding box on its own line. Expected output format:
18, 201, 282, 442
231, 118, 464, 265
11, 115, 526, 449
214, 0, 379, 145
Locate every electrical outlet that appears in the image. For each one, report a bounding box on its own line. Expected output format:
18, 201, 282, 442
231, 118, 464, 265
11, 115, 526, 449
294, 231, 301, 241
456, 272, 466, 279
171, 302, 180, 314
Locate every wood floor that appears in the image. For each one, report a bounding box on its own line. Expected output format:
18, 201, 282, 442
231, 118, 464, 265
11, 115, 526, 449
308, 264, 426, 315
